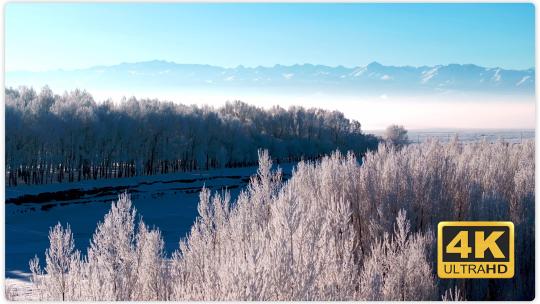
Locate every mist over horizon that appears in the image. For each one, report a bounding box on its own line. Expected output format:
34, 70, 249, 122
6, 60, 536, 130
5, 3, 536, 130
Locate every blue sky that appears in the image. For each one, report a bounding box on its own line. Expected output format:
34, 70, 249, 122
6, 3, 535, 72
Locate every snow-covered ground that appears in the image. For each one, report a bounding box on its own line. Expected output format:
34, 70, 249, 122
367, 129, 535, 143
5, 164, 295, 284
5, 273, 39, 301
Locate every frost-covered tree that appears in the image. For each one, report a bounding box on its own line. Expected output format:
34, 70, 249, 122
26, 140, 534, 301
384, 124, 409, 147
29, 223, 80, 301
133, 222, 169, 300
27, 193, 171, 301
85, 193, 137, 300
360, 210, 436, 300
6, 87, 379, 186
168, 151, 437, 300
442, 286, 466, 301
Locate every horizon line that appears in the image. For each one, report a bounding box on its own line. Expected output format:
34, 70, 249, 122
6, 59, 536, 74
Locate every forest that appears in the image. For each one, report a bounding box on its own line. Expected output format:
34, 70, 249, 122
5, 86, 378, 186
23, 139, 535, 301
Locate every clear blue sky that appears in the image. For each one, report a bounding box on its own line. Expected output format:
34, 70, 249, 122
5, 3, 535, 72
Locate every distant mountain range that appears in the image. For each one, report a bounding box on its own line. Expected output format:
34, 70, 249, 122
6, 60, 535, 96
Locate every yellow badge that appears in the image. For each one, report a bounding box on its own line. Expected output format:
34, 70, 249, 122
438, 221, 514, 279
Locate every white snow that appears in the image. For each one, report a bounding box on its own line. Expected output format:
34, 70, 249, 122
282, 73, 294, 79
5, 276, 40, 301
421, 67, 439, 83
516, 75, 531, 86
6, 165, 294, 280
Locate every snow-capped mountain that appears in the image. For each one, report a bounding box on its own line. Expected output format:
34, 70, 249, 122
6, 60, 535, 96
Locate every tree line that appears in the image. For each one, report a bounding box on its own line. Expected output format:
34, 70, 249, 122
25, 139, 534, 300
5, 86, 378, 186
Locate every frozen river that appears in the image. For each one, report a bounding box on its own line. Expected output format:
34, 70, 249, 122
5, 165, 294, 278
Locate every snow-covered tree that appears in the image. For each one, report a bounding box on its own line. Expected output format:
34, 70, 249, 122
29, 223, 80, 300
6, 87, 378, 186
133, 222, 169, 300
360, 210, 436, 300
442, 286, 466, 301
26, 139, 535, 301
384, 124, 409, 147
85, 193, 137, 300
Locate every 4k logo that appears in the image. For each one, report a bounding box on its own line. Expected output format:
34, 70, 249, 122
438, 222, 514, 279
